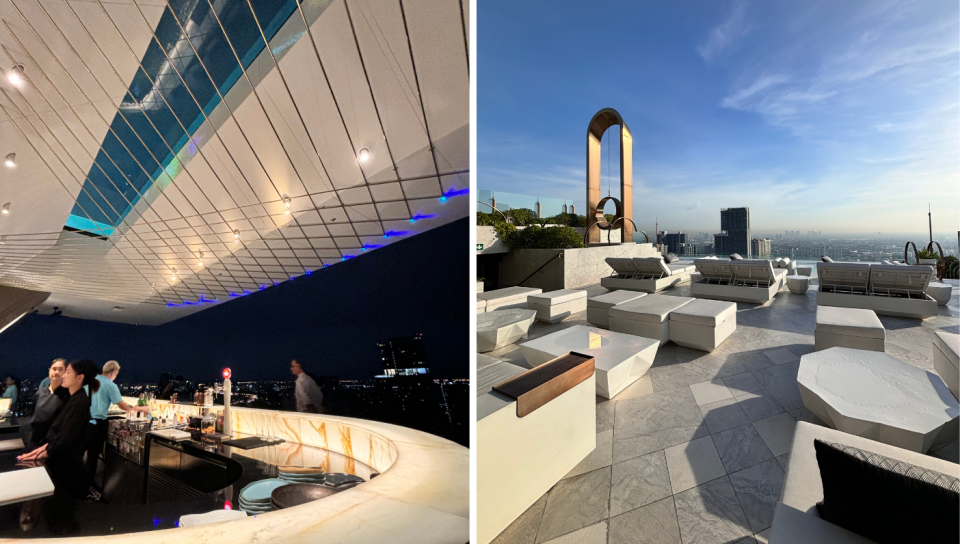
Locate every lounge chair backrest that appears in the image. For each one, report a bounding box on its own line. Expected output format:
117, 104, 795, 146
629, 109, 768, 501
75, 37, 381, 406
817, 262, 870, 293
869, 264, 934, 295
633, 257, 671, 278
729, 260, 777, 284
605, 258, 638, 277
694, 258, 733, 281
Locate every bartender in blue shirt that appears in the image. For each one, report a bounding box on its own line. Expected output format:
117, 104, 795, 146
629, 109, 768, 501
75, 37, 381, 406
86, 361, 148, 492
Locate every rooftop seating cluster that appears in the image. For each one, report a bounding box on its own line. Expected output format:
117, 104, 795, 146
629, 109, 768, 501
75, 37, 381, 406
476, 254, 958, 544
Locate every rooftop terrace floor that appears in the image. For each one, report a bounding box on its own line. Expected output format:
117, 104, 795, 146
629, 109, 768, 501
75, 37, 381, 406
488, 278, 959, 544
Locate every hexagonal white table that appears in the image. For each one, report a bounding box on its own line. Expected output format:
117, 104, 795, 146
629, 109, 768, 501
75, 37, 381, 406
519, 325, 659, 399
786, 275, 810, 295
797, 347, 960, 453
477, 309, 537, 353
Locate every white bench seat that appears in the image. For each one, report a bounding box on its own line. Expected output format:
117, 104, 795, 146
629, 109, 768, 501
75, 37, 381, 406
527, 289, 587, 323
608, 294, 695, 343
586, 290, 647, 328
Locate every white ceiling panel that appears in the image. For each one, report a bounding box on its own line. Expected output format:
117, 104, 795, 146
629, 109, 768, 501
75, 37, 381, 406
0, 0, 469, 325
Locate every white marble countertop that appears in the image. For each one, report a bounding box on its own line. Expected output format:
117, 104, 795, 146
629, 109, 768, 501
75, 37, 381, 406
57, 401, 468, 544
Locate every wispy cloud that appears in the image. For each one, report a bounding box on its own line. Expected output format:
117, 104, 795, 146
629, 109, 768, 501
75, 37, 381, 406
697, 0, 750, 63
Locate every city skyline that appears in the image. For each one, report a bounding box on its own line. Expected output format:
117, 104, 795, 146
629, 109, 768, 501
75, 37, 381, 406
478, 0, 959, 233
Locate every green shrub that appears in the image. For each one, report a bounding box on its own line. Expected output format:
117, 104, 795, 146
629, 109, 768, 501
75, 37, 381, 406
917, 248, 940, 260
505, 208, 537, 226
476, 211, 503, 226
503, 225, 586, 250
944, 255, 959, 279
550, 213, 587, 227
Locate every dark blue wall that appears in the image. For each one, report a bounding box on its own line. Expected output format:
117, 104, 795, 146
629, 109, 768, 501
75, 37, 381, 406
0, 219, 468, 384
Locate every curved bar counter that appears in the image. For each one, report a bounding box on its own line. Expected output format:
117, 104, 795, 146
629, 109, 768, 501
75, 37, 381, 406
4, 400, 468, 543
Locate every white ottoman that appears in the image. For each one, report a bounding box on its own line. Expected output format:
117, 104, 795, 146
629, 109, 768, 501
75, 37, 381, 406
815, 306, 885, 352
786, 275, 810, 295
477, 309, 537, 353
586, 291, 647, 328
527, 290, 587, 323
608, 294, 695, 343
668, 299, 737, 352
478, 286, 542, 312
690, 271, 702, 283
934, 331, 959, 400
519, 325, 659, 399
927, 282, 953, 306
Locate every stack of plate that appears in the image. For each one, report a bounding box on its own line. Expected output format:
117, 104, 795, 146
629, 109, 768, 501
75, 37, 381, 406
238, 478, 288, 514
323, 473, 365, 488
278, 466, 325, 485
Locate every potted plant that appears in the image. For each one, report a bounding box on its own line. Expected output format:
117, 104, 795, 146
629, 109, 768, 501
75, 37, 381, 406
917, 248, 940, 266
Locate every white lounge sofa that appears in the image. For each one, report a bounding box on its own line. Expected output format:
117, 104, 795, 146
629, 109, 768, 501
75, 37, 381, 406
690, 259, 788, 304
477, 360, 596, 544
769, 422, 959, 544
608, 294, 695, 343
527, 290, 587, 323
817, 263, 938, 319
600, 257, 694, 293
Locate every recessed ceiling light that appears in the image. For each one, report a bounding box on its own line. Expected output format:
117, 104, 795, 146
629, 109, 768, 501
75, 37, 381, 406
6, 64, 24, 87
358, 148, 370, 163
198, 251, 204, 266
1, 203, 9, 215
112, 306, 122, 312
234, 229, 240, 240
283, 195, 292, 214
4, 153, 15, 168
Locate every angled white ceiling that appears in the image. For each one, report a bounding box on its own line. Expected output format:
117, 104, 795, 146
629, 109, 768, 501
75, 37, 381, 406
0, 0, 469, 325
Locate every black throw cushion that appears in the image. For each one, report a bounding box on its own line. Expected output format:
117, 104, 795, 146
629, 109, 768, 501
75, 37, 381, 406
821, 255, 834, 262
729, 253, 742, 260
664, 253, 679, 263
814, 439, 959, 544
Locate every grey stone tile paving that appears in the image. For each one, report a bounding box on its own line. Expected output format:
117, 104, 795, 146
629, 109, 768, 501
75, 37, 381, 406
487, 279, 957, 544
752, 413, 797, 457
610, 451, 672, 516
674, 477, 752, 544
564, 430, 613, 479
536, 467, 611, 543
596, 400, 614, 433
728, 458, 785, 533
665, 436, 727, 494
722, 372, 763, 395
712, 424, 775, 473
540, 521, 607, 544
700, 398, 752, 434
762, 347, 800, 365
608, 497, 681, 544
734, 390, 785, 422
614, 386, 709, 462
492, 495, 546, 544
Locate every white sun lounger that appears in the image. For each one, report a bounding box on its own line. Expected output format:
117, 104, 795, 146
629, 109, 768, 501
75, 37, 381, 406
690, 259, 787, 304
817, 263, 938, 319
600, 257, 694, 293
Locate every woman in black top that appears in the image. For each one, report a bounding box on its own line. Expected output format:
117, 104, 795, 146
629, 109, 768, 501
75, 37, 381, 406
18, 359, 100, 499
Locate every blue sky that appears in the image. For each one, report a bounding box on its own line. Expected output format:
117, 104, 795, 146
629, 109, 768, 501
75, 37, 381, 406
478, 0, 959, 235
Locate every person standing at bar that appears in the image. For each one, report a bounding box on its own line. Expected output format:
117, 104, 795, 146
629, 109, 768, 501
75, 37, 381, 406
38, 359, 66, 391
28, 359, 70, 450
85, 361, 147, 492
290, 359, 324, 414
17, 359, 100, 499
2, 375, 19, 407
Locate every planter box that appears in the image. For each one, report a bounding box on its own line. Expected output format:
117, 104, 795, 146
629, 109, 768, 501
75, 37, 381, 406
497, 244, 661, 291
476, 281, 484, 293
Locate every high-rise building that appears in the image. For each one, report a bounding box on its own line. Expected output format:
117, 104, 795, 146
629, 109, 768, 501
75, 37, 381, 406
751, 238, 772, 257
377, 334, 430, 377
714, 207, 751, 256
657, 231, 686, 254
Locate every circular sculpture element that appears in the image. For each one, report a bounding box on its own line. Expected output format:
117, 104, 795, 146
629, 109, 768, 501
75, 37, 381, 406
594, 196, 623, 230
